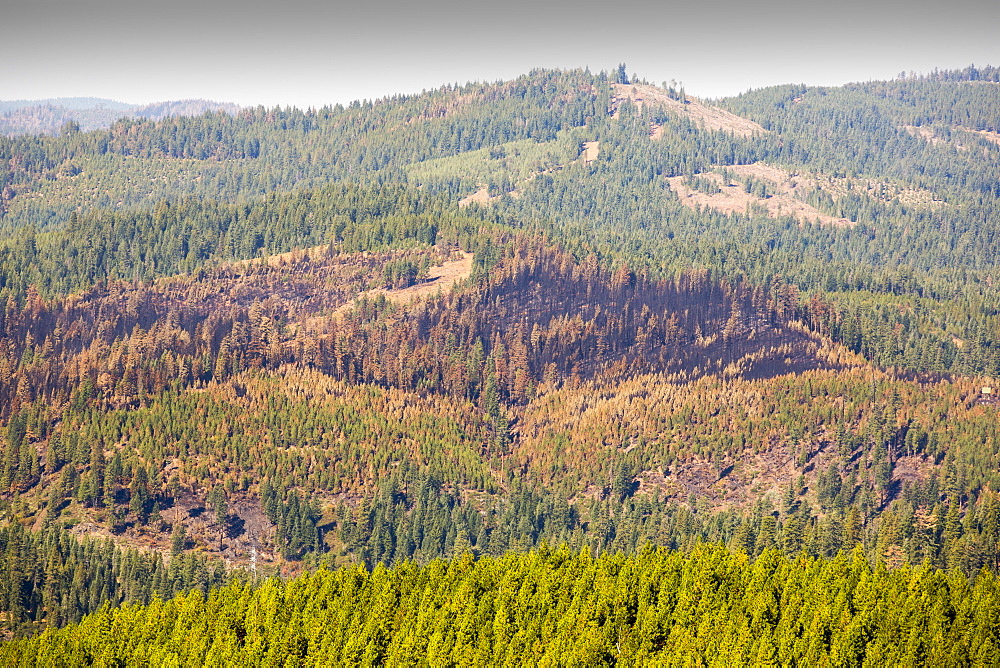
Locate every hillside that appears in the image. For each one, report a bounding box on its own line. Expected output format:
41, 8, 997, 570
1, 66, 1000, 646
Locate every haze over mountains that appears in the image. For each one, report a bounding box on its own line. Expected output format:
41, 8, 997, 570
1, 64, 1000, 661
0, 98, 241, 137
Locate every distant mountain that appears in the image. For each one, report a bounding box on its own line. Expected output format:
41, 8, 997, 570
0, 97, 133, 113
0, 98, 241, 136
131, 99, 242, 121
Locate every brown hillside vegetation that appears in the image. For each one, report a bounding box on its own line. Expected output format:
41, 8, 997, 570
9, 349, 995, 570
333, 250, 472, 315
42, 365, 494, 567
0, 244, 454, 415
0, 235, 859, 421
3, 234, 999, 583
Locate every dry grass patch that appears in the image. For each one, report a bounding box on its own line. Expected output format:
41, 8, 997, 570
611, 83, 766, 138
959, 127, 1000, 146
667, 172, 855, 227
668, 161, 944, 224
333, 251, 474, 316
904, 124, 1000, 153
458, 186, 497, 208
903, 125, 942, 144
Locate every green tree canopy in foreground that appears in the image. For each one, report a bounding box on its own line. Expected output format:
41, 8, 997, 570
3, 545, 997, 666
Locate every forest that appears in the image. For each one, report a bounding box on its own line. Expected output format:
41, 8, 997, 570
0, 65, 999, 659
4, 546, 999, 665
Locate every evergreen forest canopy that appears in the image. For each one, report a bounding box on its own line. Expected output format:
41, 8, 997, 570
1, 65, 1000, 660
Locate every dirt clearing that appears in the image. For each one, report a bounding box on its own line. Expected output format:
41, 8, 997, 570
668, 161, 943, 225
334, 251, 474, 316
458, 186, 497, 207
960, 127, 1000, 146
667, 172, 855, 227
611, 83, 766, 138
903, 125, 1000, 151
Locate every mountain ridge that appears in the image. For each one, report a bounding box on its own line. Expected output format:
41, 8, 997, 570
0, 98, 241, 137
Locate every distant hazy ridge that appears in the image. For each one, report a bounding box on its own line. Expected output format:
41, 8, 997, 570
0, 98, 241, 136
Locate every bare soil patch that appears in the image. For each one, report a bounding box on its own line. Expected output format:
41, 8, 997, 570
610, 83, 766, 137
959, 127, 1000, 146
903, 125, 942, 144
669, 161, 943, 225
581, 140, 600, 163
729, 162, 798, 185
634, 436, 840, 513
667, 172, 855, 227
902, 125, 1000, 152
63, 491, 277, 568
891, 455, 934, 485
334, 251, 474, 316
458, 186, 497, 208
728, 162, 943, 210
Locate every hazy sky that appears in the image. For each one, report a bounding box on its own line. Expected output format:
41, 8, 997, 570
3, 0, 998, 106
